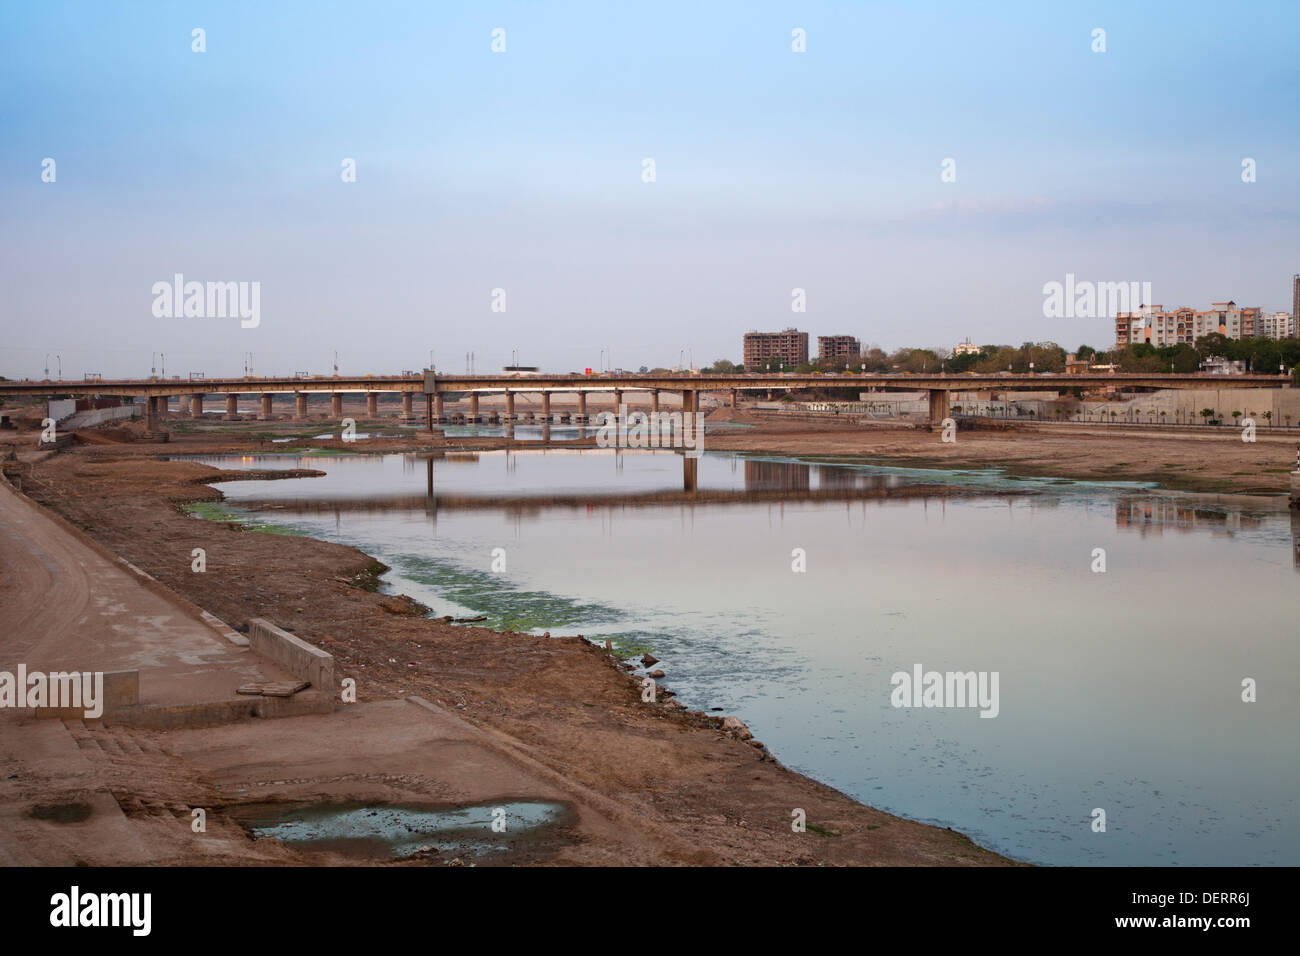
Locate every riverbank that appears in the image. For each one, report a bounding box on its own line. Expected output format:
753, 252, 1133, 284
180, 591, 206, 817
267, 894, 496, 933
5, 408, 1293, 866
6, 432, 1015, 866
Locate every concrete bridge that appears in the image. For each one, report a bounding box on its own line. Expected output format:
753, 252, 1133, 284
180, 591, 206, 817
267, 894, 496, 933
1, 370, 1290, 431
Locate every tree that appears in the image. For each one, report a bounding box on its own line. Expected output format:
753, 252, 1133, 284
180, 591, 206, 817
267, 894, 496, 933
1200, 408, 1213, 424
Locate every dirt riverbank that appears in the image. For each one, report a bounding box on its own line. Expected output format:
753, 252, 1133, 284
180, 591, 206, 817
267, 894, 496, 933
4, 407, 1293, 865
3, 422, 1016, 866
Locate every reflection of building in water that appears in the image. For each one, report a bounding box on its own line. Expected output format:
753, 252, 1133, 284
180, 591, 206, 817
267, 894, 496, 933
1115, 499, 1262, 537
744, 459, 810, 491
815, 465, 860, 489
812, 465, 898, 491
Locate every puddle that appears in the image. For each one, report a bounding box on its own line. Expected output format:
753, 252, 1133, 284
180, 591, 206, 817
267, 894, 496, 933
231, 800, 569, 860
30, 802, 93, 823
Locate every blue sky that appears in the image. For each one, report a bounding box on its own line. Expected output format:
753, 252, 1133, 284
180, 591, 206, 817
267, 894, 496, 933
2, 1, 1298, 377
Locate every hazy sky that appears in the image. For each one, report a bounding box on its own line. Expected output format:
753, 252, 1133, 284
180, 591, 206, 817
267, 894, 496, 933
2, 1, 1298, 379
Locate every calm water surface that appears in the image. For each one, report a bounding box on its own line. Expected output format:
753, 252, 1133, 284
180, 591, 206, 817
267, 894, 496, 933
182, 449, 1300, 866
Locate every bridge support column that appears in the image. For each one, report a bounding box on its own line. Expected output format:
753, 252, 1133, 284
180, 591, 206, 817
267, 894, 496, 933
190, 394, 204, 417
366, 393, 378, 417
331, 393, 343, 417
731, 388, 738, 408
502, 390, 513, 421
613, 389, 623, 413
928, 389, 950, 431
469, 393, 479, 420
145, 396, 162, 431
424, 394, 433, 431
683, 457, 698, 493
225, 394, 239, 419
682, 390, 698, 416
541, 391, 551, 422
434, 393, 445, 422
260, 393, 274, 420
295, 393, 308, 419
402, 393, 413, 418
577, 391, 587, 422
652, 389, 660, 413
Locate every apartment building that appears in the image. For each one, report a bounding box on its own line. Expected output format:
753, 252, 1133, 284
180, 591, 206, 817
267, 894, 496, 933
1116, 300, 1265, 347
743, 328, 809, 368
817, 335, 861, 363
953, 338, 981, 356
1259, 310, 1296, 339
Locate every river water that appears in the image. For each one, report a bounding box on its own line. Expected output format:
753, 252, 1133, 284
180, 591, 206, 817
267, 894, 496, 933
180, 448, 1300, 866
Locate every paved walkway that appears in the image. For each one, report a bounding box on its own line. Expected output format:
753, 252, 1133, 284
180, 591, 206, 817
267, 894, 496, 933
0, 477, 289, 707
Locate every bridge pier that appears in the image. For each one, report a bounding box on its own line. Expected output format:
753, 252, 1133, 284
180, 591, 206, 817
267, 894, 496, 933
295, 393, 308, 419
331, 393, 343, 418
731, 388, 738, 408
577, 391, 587, 423
928, 389, 950, 430
225, 394, 239, 419
145, 396, 163, 431
469, 393, 479, 420
402, 393, 413, 418
541, 391, 551, 422
682, 390, 698, 416
652, 389, 660, 413
434, 393, 445, 423
613, 389, 623, 413
260, 394, 274, 420
366, 393, 378, 417
189, 394, 204, 418
683, 456, 698, 493
504, 390, 515, 421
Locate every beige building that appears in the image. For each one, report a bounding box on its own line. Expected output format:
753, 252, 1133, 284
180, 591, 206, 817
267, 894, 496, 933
953, 338, 980, 356
1116, 300, 1265, 347
817, 335, 861, 363
1259, 310, 1295, 339
744, 329, 809, 368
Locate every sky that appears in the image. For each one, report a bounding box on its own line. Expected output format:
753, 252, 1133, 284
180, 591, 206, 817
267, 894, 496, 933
1, 0, 1298, 379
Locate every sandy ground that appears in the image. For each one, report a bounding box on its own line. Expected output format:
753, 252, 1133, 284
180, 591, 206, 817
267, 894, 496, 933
1, 401, 1294, 866
0, 415, 1019, 866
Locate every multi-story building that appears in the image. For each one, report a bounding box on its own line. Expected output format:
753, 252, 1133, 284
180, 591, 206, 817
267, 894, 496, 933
817, 335, 861, 363
1116, 300, 1269, 347
1292, 274, 1299, 335
743, 328, 809, 369
953, 338, 980, 356
1259, 310, 1295, 339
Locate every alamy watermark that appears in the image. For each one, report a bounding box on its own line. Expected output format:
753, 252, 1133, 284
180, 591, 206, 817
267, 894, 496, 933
594, 405, 705, 458
1042, 273, 1152, 319
151, 274, 260, 328
0, 666, 104, 718
890, 664, 1000, 718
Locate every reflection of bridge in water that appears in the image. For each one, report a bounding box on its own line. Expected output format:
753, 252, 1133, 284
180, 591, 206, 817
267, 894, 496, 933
229, 453, 1300, 568
239, 453, 979, 516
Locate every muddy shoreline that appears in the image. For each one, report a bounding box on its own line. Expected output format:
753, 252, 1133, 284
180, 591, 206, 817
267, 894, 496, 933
7, 409, 1294, 865
7, 429, 1021, 865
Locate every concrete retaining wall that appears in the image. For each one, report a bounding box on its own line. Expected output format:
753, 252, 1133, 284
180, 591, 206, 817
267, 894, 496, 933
248, 618, 334, 691
63, 405, 141, 429
25, 669, 139, 720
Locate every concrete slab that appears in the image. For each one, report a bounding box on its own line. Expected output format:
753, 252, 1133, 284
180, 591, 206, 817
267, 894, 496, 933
0, 477, 296, 711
